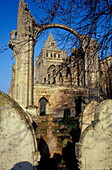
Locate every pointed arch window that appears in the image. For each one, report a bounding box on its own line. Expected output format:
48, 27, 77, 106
66, 67, 72, 84
59, 72, 63, 84
48, 74, 50, 84
52, 70, 56, 84
40, 98, 47, 116
46, 52, 48, 57
54, 53, 56, 58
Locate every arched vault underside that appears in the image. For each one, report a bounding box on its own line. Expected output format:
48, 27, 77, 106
34, 23, 84, 44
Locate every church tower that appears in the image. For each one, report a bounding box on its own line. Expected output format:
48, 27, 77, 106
9, 0, 36, 108
35, 31, 67, 84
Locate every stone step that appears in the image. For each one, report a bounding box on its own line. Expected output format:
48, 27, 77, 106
39, 116, 47, 122
32, 115, 61, 137
38, 124, 47, 130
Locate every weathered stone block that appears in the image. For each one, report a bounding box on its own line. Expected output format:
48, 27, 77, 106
81, 100, 99, 132
78, 100, 112, 170
0, 91, 39, 170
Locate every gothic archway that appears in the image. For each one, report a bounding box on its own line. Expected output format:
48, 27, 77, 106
35, 23, 83, 42
39, 97, 48, 116
34, 23, 82, 44
34, 23, 84, 88
47, 65, 56, 84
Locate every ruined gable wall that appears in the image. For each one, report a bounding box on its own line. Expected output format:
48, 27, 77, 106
8, 0, 36, 109
81, 36, 100, 101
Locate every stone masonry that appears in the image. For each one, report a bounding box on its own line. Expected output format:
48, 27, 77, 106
8, 0, 112, 124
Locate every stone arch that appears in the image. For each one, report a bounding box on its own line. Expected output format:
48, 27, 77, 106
65, 66, 72, 85
47, 65, 56, 84
35, 23, 82, 44
39, 97, 48, 116
34, 23, 99, 88
47, 65, 56, 73
34, 24, 85, 87
56, 71, 63, 85
73, 64, 78, 86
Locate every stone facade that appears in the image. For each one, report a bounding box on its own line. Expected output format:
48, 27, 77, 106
4, 0, 112, 169
8, 0, 38, 109
35, 31, 67, 84
8, 0, 112, 119
99, 56, 112, 100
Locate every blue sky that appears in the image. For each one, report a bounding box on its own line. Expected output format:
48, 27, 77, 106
0, 0, 48, 94
0, 0, 18, 94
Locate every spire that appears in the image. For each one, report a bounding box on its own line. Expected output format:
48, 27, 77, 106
47, 31, 55, 42
19, 0, 25, 7
44, 31, 58, 49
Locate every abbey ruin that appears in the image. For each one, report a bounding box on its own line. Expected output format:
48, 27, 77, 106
8, 0, 112, 117
1, 0, 112, 169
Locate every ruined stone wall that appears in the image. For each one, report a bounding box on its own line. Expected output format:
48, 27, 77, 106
99, 56, 112, 100
81, 36, 100, 101
8, 0, 36, 109
34, 84, 87, 117
8, 0, 112, 120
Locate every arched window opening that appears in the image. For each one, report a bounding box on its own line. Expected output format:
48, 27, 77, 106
63, 108, 70, 123
47, 65, 56, 73
56, 72, 63, 85
48, 74, 50, 84
40, 98, 47, 116
44, 78, 46, 83
51, 53, 52, 57
46, 52, 48, 57
59, 72, 63, 84
75, 97, 82, 117
47, 65, 56, 84
66, 67, 72, 84
66, 67, 71, 77
14, 32, 17, 39
29, 26, 31, 32
52, 70, 56, 84
73, 68, 78, 86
